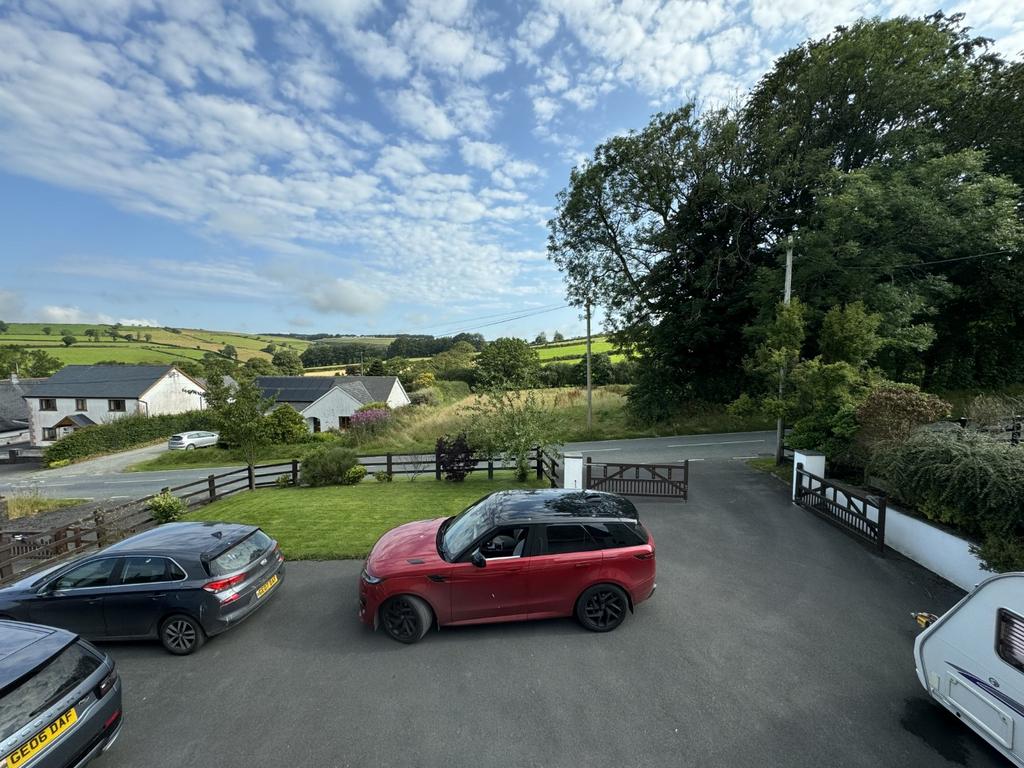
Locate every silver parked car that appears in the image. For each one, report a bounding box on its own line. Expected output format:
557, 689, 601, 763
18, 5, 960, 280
168, 431, 219, 450
0, 620, 122, 767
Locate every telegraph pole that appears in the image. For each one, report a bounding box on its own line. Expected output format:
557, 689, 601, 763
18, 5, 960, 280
585, 299, 593, 433
776, 234, 794, 465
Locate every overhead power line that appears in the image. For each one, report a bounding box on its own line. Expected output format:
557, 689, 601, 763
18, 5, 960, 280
444, 304, 572, 337
848, 249, 1016, 270
413, 302, 569, 334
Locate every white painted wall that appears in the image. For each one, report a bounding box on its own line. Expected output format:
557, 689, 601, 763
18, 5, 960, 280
386, 380, 411, 409
139, 369, 206, 415
300, 387, 364, 432
0, 428, 29, 446
793, 456, 991, 591
562, 452, 584, 490
27, 396, 142, 445
26, 369, 206, 445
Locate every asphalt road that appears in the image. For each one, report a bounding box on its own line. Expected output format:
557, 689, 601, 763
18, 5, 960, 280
93, 459, 1001, 768
0, 431, 780, 500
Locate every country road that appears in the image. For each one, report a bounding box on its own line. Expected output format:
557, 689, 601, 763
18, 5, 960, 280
0, 430, 779, 500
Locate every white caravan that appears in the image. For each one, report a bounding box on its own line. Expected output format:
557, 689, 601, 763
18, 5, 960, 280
914, 572, 1024, 766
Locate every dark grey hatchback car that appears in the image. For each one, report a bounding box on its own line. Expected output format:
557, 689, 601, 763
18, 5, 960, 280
0, 522, 284, 655
0, 620, 122, 768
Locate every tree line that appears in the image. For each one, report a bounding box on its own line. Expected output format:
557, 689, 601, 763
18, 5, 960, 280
548, 13, 1024, 420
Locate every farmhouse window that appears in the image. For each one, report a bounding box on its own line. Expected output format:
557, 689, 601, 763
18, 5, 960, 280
339, 416, 351, 429
108, 399, 126, 412
42, 427, 57, 440
39, 398, 56, 411
75, 398, 87, 411
997, 608, 1024, 674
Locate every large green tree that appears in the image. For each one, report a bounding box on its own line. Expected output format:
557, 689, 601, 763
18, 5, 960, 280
550, 13, 1024, 414
475, 338, 540, 390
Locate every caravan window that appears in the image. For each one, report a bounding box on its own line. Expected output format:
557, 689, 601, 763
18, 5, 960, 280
997, 608, 1024, 674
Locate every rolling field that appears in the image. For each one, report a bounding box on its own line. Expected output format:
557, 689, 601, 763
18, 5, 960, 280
0, 324, 397, 367
532, 335, 630, 364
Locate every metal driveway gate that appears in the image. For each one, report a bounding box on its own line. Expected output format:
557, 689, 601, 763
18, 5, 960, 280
585, 458, 688, 500
794, 463, 886, 553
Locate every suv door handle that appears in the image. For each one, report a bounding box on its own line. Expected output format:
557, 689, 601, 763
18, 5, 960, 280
86, 597, 103, 605
149, 593, 167, 600
574, 562, 594, 568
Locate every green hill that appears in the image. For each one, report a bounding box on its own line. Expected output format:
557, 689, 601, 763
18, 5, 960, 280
0, 324, 390, 366
531, 335, 630, 364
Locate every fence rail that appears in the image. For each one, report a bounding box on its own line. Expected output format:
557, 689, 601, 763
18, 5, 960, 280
0, 447, 560, 585
585, 459, 689, 500
794, 463, 886, 554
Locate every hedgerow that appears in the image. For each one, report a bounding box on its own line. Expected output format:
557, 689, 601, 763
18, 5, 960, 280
44, 410, 217, 464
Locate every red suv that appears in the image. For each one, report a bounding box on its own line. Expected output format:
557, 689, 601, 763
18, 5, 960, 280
359, 489, 656, 643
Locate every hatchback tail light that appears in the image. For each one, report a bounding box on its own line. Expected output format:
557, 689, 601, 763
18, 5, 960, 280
203, 572, 246, 593
96, 668, 118, 699
634, 552, 654, 560
273, 544, 284, 562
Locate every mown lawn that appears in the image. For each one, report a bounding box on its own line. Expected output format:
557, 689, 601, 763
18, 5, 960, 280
184, 472, 547, 559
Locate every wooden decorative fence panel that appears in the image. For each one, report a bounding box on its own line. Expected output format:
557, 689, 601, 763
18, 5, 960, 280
794, 464, 886, 554
585, 458, 688, 500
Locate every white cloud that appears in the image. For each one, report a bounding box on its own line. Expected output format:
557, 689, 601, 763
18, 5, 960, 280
306, 278, 386, 315
38, 305, 159, 326
459, 138, 505, 170
388, 85, 457, 140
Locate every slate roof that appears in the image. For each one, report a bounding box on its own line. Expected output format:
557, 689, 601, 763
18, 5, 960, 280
0, 377, 39, 432
22, 365, 176, 398
341, 376, 401, 403
256, 376, 392, 408
53, 413, 97, 428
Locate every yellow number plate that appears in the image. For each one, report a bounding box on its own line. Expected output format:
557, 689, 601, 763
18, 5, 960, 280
256, 573, 278, 598
6, 707, 77, 768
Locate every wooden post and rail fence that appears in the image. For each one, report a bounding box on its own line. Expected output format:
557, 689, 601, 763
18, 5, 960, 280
0, 447, 560, 585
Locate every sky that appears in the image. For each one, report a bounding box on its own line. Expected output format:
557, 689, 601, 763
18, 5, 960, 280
0, 1, 1021, 340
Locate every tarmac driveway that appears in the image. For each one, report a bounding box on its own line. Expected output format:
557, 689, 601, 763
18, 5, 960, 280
95, 461, 1003, 768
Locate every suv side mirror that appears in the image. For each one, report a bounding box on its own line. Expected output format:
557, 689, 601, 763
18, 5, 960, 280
470, 549, 486, 568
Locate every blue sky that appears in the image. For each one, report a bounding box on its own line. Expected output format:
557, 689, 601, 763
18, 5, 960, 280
0, 1, 1021, 340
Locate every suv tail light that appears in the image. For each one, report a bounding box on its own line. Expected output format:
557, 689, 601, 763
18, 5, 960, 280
96, 668, 118, 699
203, 572, 246, 593
634, 552, 654, 560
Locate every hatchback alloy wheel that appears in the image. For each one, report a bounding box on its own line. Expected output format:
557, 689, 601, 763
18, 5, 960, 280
577, 584, 628, 632
160, 614, 205, 655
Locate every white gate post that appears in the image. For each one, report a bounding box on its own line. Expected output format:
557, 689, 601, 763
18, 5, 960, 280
562, 452, 584, 490
792, 450, 826, 501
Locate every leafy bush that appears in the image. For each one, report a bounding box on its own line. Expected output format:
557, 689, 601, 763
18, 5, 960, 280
343, 465, 367, 485
301, 446, 359, 486
852, 383, 949, 465
872, 429, 1024, 571
538, 363, 575, 388
573, 353, 613, 386
411, 371, 436, 391
437, 366, 478, 388
149, 491, 188, 524
275, 473, 292, 489
266, 405, 310, 444
374, 470, 393, 483
356, 401, 390, 412
436, 433, 476, 482
409, 388, 439, 406
45, 410, 217, 464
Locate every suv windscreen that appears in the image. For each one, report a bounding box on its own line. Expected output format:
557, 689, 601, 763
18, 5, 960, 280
209, 530, 273, 576
0, 641, 101, 740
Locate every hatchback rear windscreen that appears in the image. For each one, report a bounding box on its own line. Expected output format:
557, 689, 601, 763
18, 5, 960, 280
0, 641, 101, 740
209, 530, 273, 576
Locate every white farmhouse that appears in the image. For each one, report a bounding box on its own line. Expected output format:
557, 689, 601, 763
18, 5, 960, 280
256, 375, 410, 433
22, 365, 207, 446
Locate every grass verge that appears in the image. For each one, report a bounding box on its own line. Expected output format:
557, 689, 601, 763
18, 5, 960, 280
747, 457, 792, 484
5, 496, 87, 520
184, 472, 547, 559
